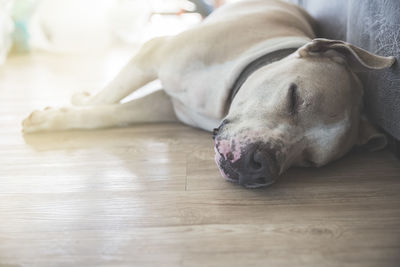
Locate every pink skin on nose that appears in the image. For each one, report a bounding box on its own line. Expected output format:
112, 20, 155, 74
214, 139, 241, 180
214, 138, 248, 181
214, 131, 263, 165
214, 131, 281, 181
215, 139, 242, 163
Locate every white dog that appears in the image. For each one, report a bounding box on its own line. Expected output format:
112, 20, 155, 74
22, 0, 395, 188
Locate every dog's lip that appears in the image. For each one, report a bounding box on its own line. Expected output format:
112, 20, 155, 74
214, 146, 239, 181
214, 147, 231, 180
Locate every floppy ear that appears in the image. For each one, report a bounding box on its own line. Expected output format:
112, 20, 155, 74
357, 116, 387, 151
297, 38, 396, 71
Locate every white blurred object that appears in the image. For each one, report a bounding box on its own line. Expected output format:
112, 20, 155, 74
109, 0, 201, 44
109, 0, 152, 44
29, 0, 203, 53
0, 0, 14, 64
29, 0, 114, 53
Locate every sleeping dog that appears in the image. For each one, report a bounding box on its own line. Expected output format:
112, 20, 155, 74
22, 0, 395, 188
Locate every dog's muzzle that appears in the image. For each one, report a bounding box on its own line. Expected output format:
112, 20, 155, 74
214, 142, 279, 188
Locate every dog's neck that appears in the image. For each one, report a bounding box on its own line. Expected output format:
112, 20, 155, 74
229, 48, 298, 103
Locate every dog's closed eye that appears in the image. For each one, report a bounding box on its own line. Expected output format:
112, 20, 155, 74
287, 83, 301, 116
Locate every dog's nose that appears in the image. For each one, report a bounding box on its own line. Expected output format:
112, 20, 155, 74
215, 141, 279, 188
237, 145, 277, 187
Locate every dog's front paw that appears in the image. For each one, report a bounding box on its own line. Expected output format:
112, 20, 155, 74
71, 91, 91, 106
22, 107, 66, 133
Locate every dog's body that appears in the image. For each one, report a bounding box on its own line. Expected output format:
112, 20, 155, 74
155, 0, 315, 130
23, 0, 395, 188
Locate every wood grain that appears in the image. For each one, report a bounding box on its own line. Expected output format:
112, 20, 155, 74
0, 50, 399, 267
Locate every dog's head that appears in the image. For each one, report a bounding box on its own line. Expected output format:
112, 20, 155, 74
214, 39, 395, 188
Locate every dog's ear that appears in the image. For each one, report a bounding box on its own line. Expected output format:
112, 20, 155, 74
297, 38, 396, 71
357, 116, 387, 151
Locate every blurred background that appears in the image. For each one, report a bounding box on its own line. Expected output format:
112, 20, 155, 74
0, 0, 236, 65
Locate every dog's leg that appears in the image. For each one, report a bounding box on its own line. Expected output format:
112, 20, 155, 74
72, 37, 165, 106
23, 89, 177, 133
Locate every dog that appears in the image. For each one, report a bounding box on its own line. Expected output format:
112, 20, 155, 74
22, 0, 395, 188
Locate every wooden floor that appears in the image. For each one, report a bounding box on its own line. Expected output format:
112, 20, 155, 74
0, 49, 400, 267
